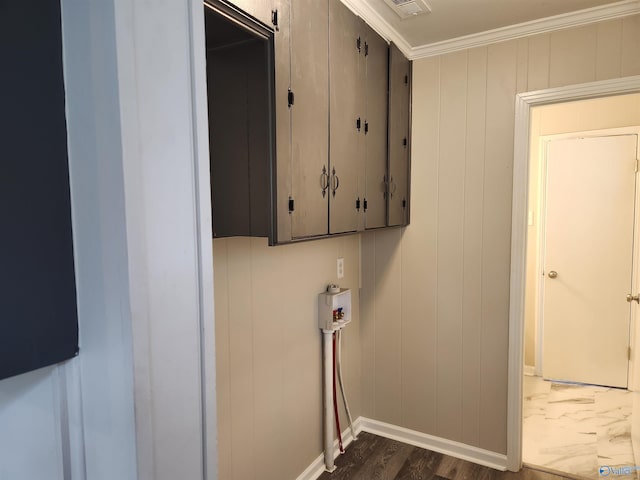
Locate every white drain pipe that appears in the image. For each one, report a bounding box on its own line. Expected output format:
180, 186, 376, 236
319, 286, 352, 473
322, 330, 336, 472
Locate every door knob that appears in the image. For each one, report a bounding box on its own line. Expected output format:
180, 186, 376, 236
626, 294, 640, 304
548, 271, 558, 279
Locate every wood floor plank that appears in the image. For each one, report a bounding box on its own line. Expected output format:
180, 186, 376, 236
317, 433, 575, 480
435, 454, 497, 480
394, 446, 444, 480
350, 438, 414, 480
318, 433, 384, 480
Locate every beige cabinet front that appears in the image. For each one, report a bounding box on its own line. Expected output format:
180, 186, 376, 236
362, 22, 389, 230
388, 42, 411, 227
329, 0, 363, 234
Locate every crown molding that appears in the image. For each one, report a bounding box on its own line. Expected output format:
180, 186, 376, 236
411, 0, 640, 59
342, 0, 640, 61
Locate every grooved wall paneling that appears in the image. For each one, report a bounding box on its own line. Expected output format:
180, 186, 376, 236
213, 236, 361, 480
361, 14, 640, 455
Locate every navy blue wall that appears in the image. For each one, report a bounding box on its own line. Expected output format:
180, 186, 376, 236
0, 0, 79, 379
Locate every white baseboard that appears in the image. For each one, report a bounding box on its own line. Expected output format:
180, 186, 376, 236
295, 418, 363, 480
359, 417, 508, 471
523, 365, 536, 376
297, 416, 508, 479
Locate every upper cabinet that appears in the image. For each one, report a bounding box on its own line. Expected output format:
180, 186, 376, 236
328, 0, 363, 235
362, 22, 389, 230
327, 1, 389, 234
209, 0, 411, 244
388, 42, 411, 227
266, 0, 331, 241
288, 0, 330, 240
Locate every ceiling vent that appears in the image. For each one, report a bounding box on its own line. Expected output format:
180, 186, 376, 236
383, 0, 431, 20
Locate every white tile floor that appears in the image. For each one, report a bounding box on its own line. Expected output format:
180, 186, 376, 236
523, 375, 638, 479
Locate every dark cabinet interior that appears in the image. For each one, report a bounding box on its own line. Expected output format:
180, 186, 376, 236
1, 0, 79, 380
204, 1, 276, 240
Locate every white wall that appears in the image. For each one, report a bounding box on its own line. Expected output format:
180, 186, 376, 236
0, 367, 67, 480
0, 0, 216, 479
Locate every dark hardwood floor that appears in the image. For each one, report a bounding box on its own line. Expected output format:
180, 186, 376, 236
318, 433, 580, 480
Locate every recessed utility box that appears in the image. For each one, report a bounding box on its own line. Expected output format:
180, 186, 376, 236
318, 288, 352, 332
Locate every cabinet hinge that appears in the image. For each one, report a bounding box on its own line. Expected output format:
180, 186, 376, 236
364, 121, 369, 134
403, 137, 407, 147
356, 197, 361, 211
635, 159, 638, 173
356, 117, 361, 132
629, 346, 632, 361
364, 42, 369, 56
271, 9, 279, 31
288, 88, 294, 107
404, 74, 409, 85
402, 198, 407, 209
363, 198, 368, 212
288, 197, 294, 213
356, 36, 361, 52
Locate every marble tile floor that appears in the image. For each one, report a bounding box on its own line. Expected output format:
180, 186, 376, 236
523, 375, 638, 480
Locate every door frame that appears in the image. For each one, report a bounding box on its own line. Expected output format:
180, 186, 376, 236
506, 74, 640, 472
534, 128, 640, 382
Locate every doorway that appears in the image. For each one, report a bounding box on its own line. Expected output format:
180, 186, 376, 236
522, 116, 640, 477
506, 80, 640, 475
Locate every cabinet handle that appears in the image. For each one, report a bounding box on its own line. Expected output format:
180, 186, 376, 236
389, 176, 397, 198
331, 167, 340, 197
320, 165, 329, 198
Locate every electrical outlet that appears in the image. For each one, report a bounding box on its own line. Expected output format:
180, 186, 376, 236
337, 257, 344, 279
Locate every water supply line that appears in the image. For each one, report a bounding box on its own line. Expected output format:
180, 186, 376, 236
332, 332, 344, 453
336, 328, 356, 441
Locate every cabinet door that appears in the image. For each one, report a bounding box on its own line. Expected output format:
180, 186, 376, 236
363, 25, 388, 229
227, 0, 274, 26
328, 0, 363, 234
388, 43, 411, 226
290, 0, 329, 238
273, 0, 292, 243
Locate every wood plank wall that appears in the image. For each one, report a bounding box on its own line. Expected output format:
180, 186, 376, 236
213, 236, 362, 480
361, 15, 640, 456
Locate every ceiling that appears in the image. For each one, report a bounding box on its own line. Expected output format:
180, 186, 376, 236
355, 0, 638, 53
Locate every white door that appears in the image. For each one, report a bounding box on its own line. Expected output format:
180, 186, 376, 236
542, 134, 638, 388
